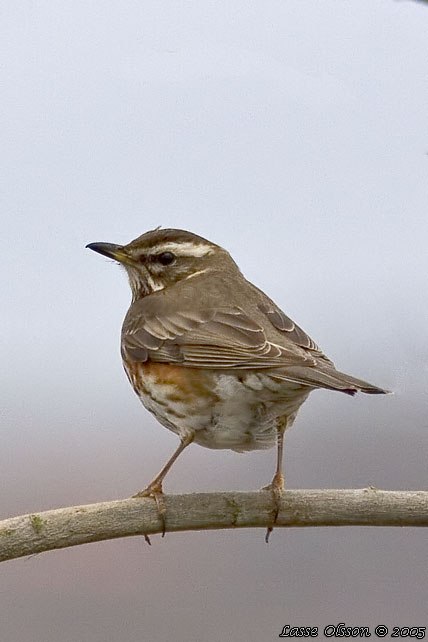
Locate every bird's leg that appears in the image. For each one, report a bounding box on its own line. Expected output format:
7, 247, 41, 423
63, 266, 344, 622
132, 430, 194, 536
262, 423, 285, 543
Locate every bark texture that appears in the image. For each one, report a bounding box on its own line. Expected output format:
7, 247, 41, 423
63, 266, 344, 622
1, 488, 427, 562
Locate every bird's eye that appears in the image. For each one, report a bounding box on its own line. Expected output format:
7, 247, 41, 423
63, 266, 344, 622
158, 251, 175, 266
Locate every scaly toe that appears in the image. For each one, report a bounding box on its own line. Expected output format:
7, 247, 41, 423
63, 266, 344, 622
132, 483, 167, 536
132, 483, 162, 499
261, 474, 284, 543
261, 472, 285, 493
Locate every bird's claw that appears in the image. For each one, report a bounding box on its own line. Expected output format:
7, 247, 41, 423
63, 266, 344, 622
132, 482, 167, 537
261, 473, 284, 543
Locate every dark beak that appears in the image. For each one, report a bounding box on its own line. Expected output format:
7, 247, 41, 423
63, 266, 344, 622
86, 242, 129, 263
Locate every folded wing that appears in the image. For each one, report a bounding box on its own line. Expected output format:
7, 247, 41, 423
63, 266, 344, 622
121, 305, 314, 369
121, 294, 389, 395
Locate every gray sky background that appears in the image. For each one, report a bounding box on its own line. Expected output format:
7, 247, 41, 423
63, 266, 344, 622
1, 1, 427, 641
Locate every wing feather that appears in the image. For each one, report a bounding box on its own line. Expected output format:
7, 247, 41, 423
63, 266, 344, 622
121, 304, 313, 369
257, 302, 322, 353
120, 275, 388, 395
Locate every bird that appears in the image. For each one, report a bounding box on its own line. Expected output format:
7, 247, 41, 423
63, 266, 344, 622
86, 227, 389, 539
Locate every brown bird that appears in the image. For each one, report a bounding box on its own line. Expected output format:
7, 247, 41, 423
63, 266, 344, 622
87, 228, 389, 539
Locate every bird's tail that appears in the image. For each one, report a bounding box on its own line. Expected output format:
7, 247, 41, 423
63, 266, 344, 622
272, 365, 391, 396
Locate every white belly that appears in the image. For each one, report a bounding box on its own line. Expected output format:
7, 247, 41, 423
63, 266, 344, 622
130, 366, 310, 452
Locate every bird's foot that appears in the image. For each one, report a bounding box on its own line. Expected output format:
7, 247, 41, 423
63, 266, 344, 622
132, 481, 167, 537
261, 472, 284, 543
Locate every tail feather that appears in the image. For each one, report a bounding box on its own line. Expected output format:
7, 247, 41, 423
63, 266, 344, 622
272, 365, 391, 396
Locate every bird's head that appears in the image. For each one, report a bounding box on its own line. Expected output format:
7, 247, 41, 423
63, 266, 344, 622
86, 227, 237, 299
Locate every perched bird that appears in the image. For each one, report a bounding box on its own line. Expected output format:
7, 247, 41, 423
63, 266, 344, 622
87, 228, 389, 538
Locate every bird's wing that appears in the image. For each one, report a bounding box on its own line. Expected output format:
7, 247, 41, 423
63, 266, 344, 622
245, 281, 325, 356
252, 291, 388, 394
257, 302, 321, 351
121, 295, 388, 394
121, 304, 315, 369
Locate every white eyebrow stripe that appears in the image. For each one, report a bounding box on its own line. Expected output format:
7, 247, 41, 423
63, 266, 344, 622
149, 242, 215, 257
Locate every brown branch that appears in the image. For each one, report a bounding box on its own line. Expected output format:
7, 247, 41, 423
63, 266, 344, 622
1, 489, 427, 562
